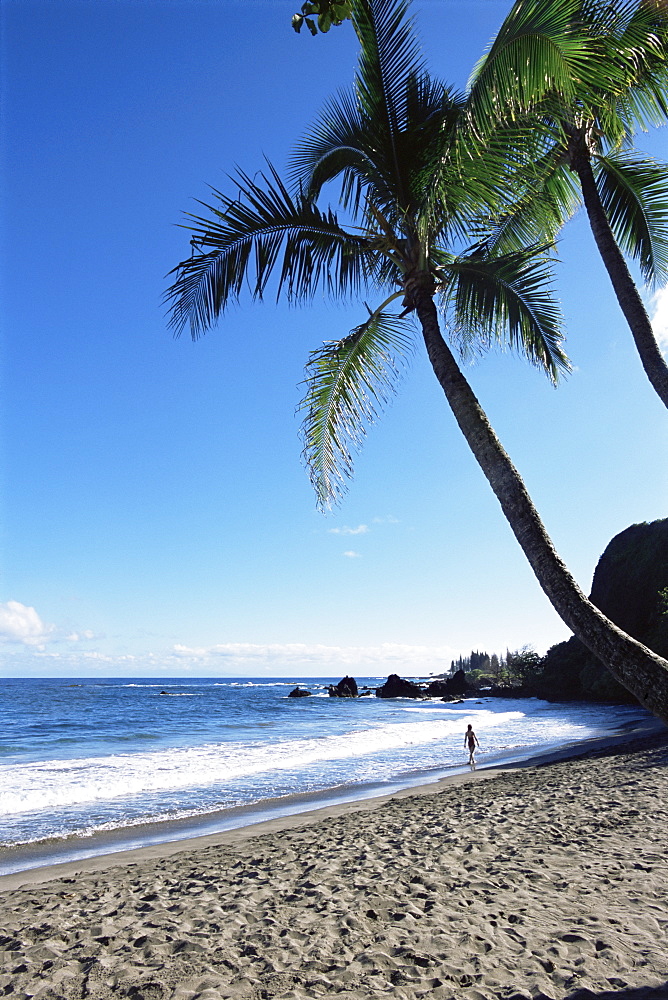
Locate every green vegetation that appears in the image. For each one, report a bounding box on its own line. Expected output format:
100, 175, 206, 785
448, 646, 545, 692
468, 0, 668, 409
292, 1, 352, 35
659, 586, 668, 617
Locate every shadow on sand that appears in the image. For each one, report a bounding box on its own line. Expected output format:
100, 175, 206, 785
560, 983, 668, 1000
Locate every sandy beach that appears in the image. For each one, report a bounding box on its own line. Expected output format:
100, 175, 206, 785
1, 727, 667, 1000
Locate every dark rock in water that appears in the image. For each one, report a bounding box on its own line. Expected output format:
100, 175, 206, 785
328, 675, 358, 698
288, 686, 312, 698
446, 668, 469, 696
488, 684, 534, 699
423, 669, 471, 700
375, 673, 424, 699
426, 669, 469, 699
538, 518, 668, 704
159, 691, 168, 695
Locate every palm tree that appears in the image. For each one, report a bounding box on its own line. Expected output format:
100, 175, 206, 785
467, 0, 668, 408
166, 0, 668, 720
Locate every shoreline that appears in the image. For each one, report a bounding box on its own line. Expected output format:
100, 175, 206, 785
1, 686, 651, 881
1, 718, 667, 999
1, 713, 663, 893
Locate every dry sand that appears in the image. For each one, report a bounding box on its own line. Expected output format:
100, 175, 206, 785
1, 729, 668, 1000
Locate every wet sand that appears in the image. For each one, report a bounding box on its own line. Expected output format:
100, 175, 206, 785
1, 724, 667, 999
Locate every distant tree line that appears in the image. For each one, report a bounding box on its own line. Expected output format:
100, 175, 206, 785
450, 647, 544, 689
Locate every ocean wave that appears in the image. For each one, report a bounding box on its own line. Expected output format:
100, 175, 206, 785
220, 682, 305, 688
0, 710, 532, 817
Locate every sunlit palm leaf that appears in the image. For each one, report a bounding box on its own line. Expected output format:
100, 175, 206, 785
601, 0, 668, 130
440, 245, 570, 383
467, 0, 601, 130
473, 144, 581, 255
300, 308, 413, 507
426, 106, 530, 242
165, 164, 371, 338
467, 0, 668, 143
595, 153, 668, 285
615, 77, 668, 136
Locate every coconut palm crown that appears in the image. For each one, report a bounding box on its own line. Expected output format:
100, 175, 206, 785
166, 0, 668, 719
467, 0, 668, 408
168, 1, 566, 513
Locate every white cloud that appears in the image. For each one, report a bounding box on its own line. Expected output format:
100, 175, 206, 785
649, 286, 668, 355
80, 650, 137, 662
343, 549, 361, 558
170, 640, 459, 674
1, 638, 467, 679
66, 630, 96, 642
328, 524, 369, 535
0, 601, 55, 646
372, 515, 399, 525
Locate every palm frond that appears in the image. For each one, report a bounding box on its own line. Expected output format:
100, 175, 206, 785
394, 77, 465, 217
472, 144, 582, 254
439, 245, 570, 383
466, 0, 598, 130
290, 84, 416, 222
299, 305, 412, 508
351, 0, 425, 204
290, 87, 373, 211
576, 0, 668, 141
615, 74, 668, 134
604, 0, 668, 98
352, 0, 425, 130
423, 102, 512, 239
595, 153, 668, 285
165, 163, 372, 338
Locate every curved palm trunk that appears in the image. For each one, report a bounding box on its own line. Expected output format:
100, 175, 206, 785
411, 287, 668, 722
573, 155, 668, 410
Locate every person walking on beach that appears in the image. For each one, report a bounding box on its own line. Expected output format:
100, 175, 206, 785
464, 724, 480, 765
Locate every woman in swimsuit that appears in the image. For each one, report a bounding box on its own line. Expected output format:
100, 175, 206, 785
464, 724, 480, 764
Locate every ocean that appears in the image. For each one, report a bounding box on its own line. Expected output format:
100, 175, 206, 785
0, 676, 650, 876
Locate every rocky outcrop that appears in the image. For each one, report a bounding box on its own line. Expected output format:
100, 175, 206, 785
288, 687, 312, 698
375, 674, 424, 699
488, 684, 535, 699
538, 519, 668, 703
425, 669, 469, 699
328, 676, 358, 698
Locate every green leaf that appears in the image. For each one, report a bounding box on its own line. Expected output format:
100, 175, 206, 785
164, 162, 373, 339
291, 13, 304, 33
332, 3, 350, 22
440, 243, 569, 383
595, 153, 668, 286
467, 0, 593, 128
300, 307, 412, 508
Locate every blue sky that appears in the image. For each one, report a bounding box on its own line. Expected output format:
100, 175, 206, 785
2, 0, 667, 678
